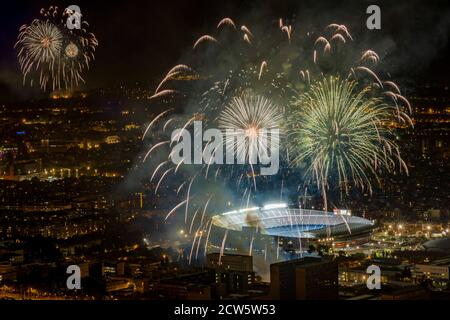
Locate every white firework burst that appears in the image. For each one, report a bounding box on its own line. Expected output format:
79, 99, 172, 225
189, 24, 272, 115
218, 94, 283, 163
15, 20, 63, 89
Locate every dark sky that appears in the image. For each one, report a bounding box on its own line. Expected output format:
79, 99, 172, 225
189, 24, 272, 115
1, 0, 449, 101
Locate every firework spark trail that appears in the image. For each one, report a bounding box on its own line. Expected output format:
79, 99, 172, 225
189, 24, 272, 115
258, 61, 267, 80
166, 64, 192, 75
204, 219, 214, 257
218, 229, 229, 266
217, 17, 236, 30
250, 164, 257, 191
203, 142, 221, 178
189, 207, 201, 234
242, 186, 249, 200
326, 23, 340, 30
288, 206, 294, 228
163, 118, 174, 132
384, 81, 401, 94
155, 168, 174, 194
165, 199, 188, 221
155, 71, 181, 94
326, 24, 353, 41
193, 35, 218, 49
188, 236, 197, 265
361, 50, 380, 64
200, 195, 213, 226
303, 187, 308, 209
189, 207, 202, 234
239, 186, 248, 208
189, 226, 202, 265
315, 36, 330, 48
172, 116, 196, 144
249, 233, 255, 256
195, 224, 205, 259
243, 34, 251, 44
396, 94, 412, 113
384, 91, 399, 103
222, 79, 229, 95
331, 33, 346, 44
300, 70, 305, 81
241, 25, 253, 37
185, 175, 197, 224
142, 109, 173, 140
176, 181, 187, 195
214, 167, 221, 180
155, 65, 192, 94
356, 66, 383, 88
264, 243, 267, 261
281, 25, 292, 43
336, 25, 353, 41
174, 156, 189, 174
143, 141, 169, 162
150, 160, 169, 182
339, 214, 352, 235
237, 173, 244, 189
149, 90, 177, 100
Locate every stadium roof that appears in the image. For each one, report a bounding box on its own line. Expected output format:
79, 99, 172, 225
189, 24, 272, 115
211, 207, 375, 239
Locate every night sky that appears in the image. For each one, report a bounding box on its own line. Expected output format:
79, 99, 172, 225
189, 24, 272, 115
1, 0, 449, 101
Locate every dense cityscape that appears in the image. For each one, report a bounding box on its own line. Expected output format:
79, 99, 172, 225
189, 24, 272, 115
0, 82, 448, 300
0, 0, 449, 307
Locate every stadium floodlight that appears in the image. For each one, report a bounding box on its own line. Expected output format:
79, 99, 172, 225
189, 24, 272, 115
263, 203, 287, 210
222, 210, 238, 216
238, 207, 260, 213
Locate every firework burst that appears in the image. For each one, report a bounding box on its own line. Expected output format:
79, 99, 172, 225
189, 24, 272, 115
218, 94, 283, 166
16, 21, 63, 89
287, 76, 410, 210
15, 6, 98, 91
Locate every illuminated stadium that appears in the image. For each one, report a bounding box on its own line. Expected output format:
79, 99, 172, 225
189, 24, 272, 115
211, 203, 375, 239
